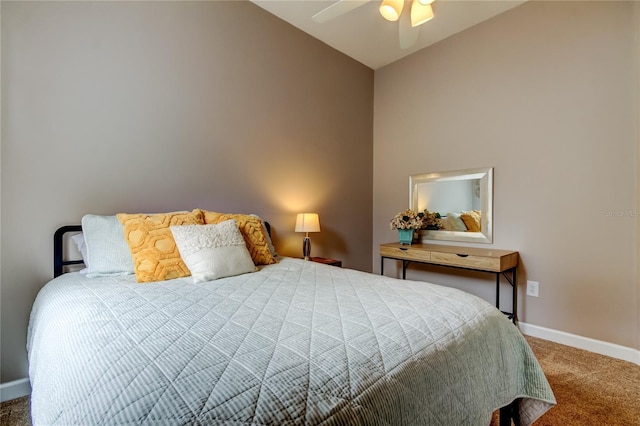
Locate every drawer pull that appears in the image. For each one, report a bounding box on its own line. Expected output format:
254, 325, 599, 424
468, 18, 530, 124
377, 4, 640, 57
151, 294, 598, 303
400, 248, 408, 251
456, 254, 469, 257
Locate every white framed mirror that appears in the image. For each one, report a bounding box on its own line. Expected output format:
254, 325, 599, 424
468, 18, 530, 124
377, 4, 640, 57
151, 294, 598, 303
410, 167, 493, 243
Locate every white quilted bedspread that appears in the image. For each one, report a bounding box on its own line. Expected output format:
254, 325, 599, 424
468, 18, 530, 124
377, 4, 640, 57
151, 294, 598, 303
28, 258, 555, 425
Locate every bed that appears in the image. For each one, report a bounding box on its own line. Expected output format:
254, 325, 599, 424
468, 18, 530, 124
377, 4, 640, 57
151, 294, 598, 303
28, 213, 555, 425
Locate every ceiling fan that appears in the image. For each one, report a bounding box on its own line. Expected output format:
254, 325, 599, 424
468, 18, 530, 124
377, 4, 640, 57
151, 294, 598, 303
312, 0, 436, 49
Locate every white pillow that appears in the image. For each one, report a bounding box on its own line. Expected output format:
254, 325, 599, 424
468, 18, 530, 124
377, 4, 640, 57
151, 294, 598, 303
171, 220, 257, 283
444, 213, 468, 232
81, 214, 134, 277
71, 233, 88, 265
71, 233, 89, 274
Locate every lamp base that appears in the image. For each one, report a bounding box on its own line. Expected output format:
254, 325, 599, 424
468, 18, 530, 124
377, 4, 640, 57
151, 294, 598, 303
302, 236, 311, 260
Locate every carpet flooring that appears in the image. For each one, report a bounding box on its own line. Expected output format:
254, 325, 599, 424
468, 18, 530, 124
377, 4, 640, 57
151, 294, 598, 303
0, 395, 29, 426
2, 336, 639, 425
501, 336, 640, 425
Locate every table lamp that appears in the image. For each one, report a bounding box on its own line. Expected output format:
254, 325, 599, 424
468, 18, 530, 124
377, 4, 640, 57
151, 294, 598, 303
295, 213, 320, 260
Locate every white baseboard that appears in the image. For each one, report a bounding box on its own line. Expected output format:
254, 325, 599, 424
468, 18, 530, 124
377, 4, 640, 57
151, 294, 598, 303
0, 378, 31, 403
519, 322, 640, 366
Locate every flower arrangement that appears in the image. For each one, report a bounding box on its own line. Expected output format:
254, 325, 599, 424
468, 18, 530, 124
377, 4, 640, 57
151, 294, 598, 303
423, 210, 442, 229
389, 209, 426, 230
390, 209, 443, 230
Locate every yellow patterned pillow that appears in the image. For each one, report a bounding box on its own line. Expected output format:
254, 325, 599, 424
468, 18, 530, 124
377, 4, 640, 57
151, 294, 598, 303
198, 210, 277, 265
117, 210, 204, 283
460, 210, 482, 232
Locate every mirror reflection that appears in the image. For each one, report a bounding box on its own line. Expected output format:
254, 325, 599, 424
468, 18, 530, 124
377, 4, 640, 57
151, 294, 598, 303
410, 167, 493, 243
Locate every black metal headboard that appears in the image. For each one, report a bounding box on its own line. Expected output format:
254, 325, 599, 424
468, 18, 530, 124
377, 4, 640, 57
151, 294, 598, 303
53, 221, 272, 278
54, 225, 84, 277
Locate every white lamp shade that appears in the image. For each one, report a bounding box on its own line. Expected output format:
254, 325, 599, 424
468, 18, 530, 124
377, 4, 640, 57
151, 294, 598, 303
295, 213, 321, 233
411, 0, 434, 27
379, 0, 404, 22
419, 0, 434, 5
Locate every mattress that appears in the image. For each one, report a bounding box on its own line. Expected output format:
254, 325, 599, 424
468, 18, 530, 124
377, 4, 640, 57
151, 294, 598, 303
27, 257, 555, 425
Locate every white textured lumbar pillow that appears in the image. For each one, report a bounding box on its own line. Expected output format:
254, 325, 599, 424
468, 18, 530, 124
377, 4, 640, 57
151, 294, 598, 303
170, 220, 256, 283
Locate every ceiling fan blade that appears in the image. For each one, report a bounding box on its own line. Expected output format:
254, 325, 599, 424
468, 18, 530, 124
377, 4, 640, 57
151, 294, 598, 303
398, 8, 419, 49
312, 0, 370, 23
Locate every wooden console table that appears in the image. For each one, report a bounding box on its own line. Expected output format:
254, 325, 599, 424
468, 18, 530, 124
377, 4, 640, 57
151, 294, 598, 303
380, 242, 519, 323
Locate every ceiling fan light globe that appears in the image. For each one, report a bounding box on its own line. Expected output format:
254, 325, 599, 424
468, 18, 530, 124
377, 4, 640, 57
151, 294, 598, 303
419, 0, 435, 5
379, 0, 404, 22
411, 1, 434, 27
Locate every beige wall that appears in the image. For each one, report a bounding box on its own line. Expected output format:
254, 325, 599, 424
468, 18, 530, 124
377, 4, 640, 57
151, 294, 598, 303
374, 1, 639, 350
0, 1, 373, 383
2, 0, 638, 389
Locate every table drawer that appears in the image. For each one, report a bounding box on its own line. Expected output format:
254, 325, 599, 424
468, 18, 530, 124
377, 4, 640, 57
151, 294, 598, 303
380, 246, 431, 262
430, 251, 501, 271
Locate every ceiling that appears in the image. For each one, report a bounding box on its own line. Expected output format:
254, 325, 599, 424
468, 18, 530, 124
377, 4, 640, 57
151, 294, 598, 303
251, 0, 527, 70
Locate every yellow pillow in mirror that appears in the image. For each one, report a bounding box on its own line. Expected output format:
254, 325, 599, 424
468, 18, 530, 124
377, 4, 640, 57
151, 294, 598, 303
460, 210, 481, 232
117, 210, 204, 283
198, 210, 277, 265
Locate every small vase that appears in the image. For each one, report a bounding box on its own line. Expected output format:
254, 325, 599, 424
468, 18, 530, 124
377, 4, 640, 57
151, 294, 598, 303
398, 229, 414, 245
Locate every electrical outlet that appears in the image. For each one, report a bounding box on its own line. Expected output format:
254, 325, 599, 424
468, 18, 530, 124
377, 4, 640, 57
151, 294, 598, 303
526, 281, 539, 297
